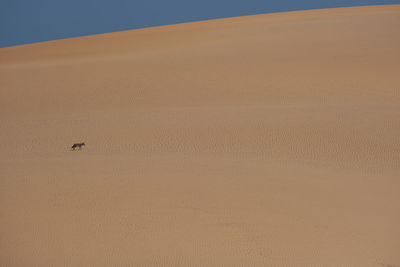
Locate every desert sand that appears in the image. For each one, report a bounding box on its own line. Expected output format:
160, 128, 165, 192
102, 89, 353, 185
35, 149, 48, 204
0, 5, 399, 267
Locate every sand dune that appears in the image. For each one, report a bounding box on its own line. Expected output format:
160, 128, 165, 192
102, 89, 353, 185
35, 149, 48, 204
1, 5, 399, 267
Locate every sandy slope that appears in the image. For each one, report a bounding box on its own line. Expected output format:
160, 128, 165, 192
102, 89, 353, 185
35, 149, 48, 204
1, 5, 399, 267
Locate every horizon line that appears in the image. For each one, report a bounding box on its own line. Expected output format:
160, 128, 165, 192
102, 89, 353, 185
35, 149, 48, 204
1, 3, 398, 49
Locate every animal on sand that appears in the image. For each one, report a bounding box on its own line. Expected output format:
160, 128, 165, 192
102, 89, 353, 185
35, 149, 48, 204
71, 142, 85, 151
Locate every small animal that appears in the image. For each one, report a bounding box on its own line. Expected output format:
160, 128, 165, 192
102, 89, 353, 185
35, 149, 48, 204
71, 142, 85, 150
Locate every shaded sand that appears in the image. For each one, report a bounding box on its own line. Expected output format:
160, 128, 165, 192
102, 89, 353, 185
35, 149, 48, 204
1, 5, 399, 267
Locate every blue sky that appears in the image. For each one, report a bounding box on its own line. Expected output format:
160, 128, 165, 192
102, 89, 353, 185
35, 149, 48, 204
1, 0, 399, 48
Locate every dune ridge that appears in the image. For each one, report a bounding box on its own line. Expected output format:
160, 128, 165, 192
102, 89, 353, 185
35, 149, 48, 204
1, 5, 399, 267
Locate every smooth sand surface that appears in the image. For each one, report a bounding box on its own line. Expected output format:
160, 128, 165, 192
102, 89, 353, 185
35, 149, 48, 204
1, 5, 399, 267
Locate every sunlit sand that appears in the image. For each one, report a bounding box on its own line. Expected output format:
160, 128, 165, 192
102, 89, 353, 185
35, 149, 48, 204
0, 5, 399, 267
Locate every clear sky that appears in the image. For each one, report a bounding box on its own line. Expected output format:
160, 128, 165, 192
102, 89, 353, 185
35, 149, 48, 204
1, 0, 399, 48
